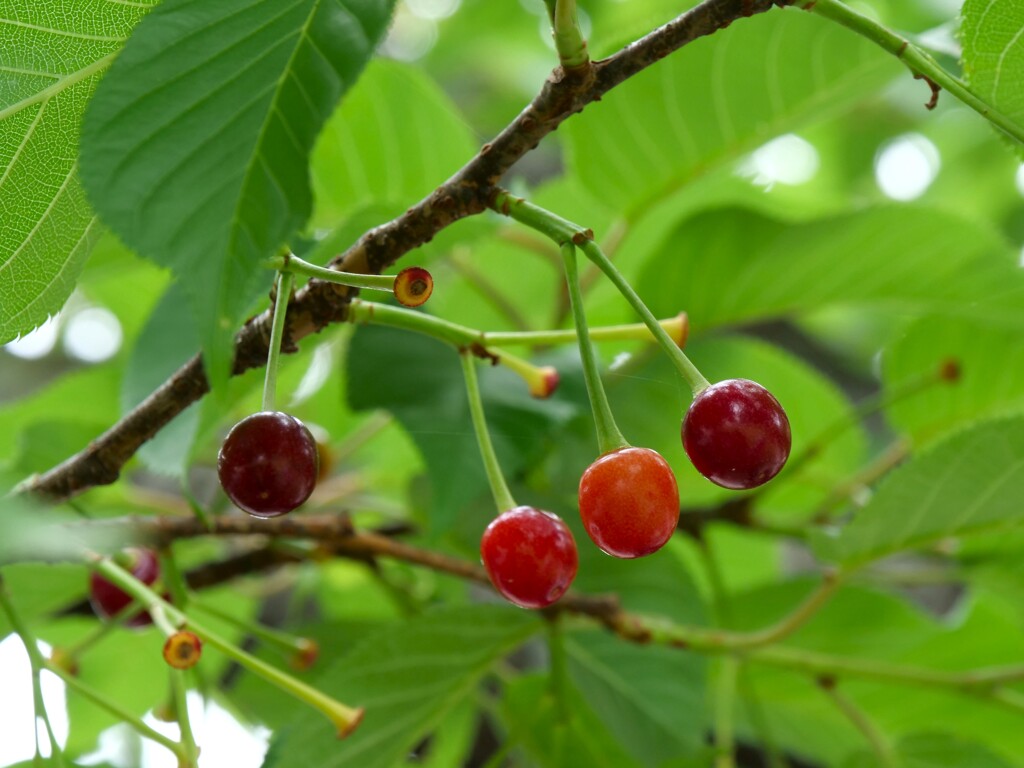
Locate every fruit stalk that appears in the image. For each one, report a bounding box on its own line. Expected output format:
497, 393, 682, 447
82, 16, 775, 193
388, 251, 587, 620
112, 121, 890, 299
459, 350, 518, 513
263, 270, 295, 413
561, 243, 628, 454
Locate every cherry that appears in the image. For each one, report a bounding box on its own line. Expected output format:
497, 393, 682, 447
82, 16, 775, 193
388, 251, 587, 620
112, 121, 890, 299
218, 411, 319, 518
480, 506, 578, 609
579, 447, 679, 558
682, 378, 791, 490
89, 548, 160, 627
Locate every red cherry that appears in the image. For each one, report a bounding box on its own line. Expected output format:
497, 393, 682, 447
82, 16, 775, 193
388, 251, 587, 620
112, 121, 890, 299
218, 411, 319, 518
480, 506, 578, 609
579, 447, 679, 558
682, 379, 791, 490
89, 548, 160, 627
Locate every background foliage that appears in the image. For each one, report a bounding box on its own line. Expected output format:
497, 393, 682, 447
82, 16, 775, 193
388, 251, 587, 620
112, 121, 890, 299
3, 0, 1024, 766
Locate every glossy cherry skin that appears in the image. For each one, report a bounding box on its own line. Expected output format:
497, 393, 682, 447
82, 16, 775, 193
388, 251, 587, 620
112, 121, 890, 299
480, 506, 578, 609
579, 447, 679, 558
218, 411, 319, 517
89, 548, 160, 627
682, 379, 791, 490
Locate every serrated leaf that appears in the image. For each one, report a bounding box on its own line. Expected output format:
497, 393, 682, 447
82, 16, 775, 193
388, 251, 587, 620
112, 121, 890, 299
637, 206, 1024, 333
0, 0, 155, 343
262, 605, 540, 768
563, 7, 900, 214
310, 58, 476, 227
813, 417, 1024, 567
566, 631, 706, 766
962, 0, 1024, 147
79, 0, 396, 389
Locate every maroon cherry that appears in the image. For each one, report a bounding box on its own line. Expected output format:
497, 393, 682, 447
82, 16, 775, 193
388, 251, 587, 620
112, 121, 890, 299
480, 506, 578, 609
682, 379, 791, 490
89, 548, 160, 627
218, 411, 319, 518
579, 447, 679, 558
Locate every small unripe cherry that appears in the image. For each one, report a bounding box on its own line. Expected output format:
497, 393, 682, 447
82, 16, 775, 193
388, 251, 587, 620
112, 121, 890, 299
480, 506, 578, 609
89, 548, 160, 627
394, 267, 433, 307
218, 411, 319, 518
682, 379, 791, 490
579, 447, 679, 558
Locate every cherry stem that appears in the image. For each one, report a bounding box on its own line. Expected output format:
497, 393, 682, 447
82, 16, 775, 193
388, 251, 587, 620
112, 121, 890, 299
546, 0, 589, 69
347, 299, 555, 397
88, 556, 364, 737
267, 252, 397, 293
490, 190, 710, 395
459, 350, 518, 514
170, 668, 200, 768
561, 243, 628, 455
0, 574, 186, 762
713, 655, 740, 768
262, 270, 294, 413
188, 594, 315, 663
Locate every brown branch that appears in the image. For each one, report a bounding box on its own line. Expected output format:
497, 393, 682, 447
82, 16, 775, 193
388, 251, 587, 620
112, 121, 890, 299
26, 0, 791, 502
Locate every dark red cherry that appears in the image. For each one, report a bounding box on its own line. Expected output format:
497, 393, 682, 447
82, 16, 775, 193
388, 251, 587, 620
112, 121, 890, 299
89, 548, 160, 627
218, 411, 319, 518
579, 447, 679, 558
480, 506, 578, 609
682, 379, 791, 490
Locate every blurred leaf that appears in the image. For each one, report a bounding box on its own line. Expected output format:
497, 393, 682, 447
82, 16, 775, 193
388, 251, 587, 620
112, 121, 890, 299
0, 561, 86, 636
12, 421, 106, 477
962, 0, 1024, 151
564, 8, 900, 214
638, 206, 1023, 334
814, 417, 1024, 567
263, 605, 539, 768
121, 282, 201, 478
501, 674, 644, 768
883, 314, 1024, 445
0, 0, 154, 344
346, 323, 581, 532
566, 630, 706, 765
79, 0, 396, 389
844, 732, 1015, 767
310, 59, 477, 227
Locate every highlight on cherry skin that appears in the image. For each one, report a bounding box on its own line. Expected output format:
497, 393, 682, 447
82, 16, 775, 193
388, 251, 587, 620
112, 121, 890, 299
89, 547, 161, 627
579, 447, 680, 559
218, 411, 319, 518
480, 506, 579, 609
682, 378, 791, 490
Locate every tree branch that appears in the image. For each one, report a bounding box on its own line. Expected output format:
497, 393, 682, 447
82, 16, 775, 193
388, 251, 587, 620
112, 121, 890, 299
24, 0, 790, 502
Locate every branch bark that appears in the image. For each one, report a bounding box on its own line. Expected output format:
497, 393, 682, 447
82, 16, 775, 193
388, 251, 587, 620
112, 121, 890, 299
25, 0, 790, 501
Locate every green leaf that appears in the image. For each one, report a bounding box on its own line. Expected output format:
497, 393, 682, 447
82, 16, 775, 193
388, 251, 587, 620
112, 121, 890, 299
310, 58, 476, 227
121, 282, 201, 478
845, 732, 1015, 767
0, 0, 155, 343
565, 631, 706, 766
262, 605, 540, 768
501, 674, 644, 768
79, 0, 396, 388
962, 0, 1024, 146
883, 314, 1024, 445
0, 561, 86, 635
637, 206, 1023, 333
563, 7, 900, 214
813, 417, 1024, 567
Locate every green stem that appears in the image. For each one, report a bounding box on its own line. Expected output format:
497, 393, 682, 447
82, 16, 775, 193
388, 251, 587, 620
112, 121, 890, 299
262, 270, 294, 413
89, 557, 364, 736
819, 681, 896, 767
486, 315, 687, 347
159, 546, 190, 609
189, 595, 315, 662
460, 350, 518, 513
171, 670, 200, 768
491, 190, 710, 395
267, 253, 398, 292
347, 299, 557, 398
547, 615, 571, 727
551, 0, 589, 69
561, 243, 628, 454
799, 0, 1024, 146
714, 656, 740, 768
